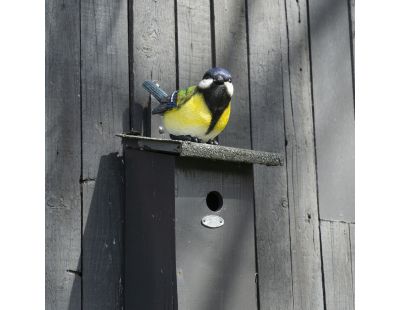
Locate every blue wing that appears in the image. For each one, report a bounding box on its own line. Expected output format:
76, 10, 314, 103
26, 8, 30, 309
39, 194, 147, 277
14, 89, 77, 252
142, 80, 177, 114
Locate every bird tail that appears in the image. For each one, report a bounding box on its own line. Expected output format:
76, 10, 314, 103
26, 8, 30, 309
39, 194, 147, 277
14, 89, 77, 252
142, 80, 169, 103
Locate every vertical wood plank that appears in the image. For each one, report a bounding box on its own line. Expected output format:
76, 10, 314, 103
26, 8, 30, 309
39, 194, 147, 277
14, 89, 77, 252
320, 221, 354, 310
131, 0, 176, 137
213, 0, 251, 149
349, 0, 354, 67
247, 0, 294, 308
177, 0, 212, 88
81, 0, 129, 179
282, 0, 324, 308
349, 223, 355, 298
309, 0, 355, 222
80, 0, 129, 307
82, 156, 125, 309
45, 0, 81, 308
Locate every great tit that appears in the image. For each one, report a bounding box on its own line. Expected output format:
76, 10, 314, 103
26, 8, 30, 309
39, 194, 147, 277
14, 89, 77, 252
142, 67, 233, 144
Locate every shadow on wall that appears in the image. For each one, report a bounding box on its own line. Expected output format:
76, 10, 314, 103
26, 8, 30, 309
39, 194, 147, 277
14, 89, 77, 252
68, 153, 125, 310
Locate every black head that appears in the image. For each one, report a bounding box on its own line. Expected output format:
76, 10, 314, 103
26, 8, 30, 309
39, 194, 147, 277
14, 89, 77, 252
202, 67, 232, 84
198, 67, 234, 97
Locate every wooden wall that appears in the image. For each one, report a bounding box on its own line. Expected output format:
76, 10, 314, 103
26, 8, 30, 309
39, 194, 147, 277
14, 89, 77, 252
45, 0, 355, 309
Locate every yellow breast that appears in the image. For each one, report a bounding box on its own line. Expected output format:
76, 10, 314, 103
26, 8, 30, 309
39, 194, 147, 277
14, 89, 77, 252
163, 93, 231, 141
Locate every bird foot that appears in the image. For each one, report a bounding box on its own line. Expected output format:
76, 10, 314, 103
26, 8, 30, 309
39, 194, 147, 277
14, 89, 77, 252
170, 134, 202, 143
207, 139, 219, 145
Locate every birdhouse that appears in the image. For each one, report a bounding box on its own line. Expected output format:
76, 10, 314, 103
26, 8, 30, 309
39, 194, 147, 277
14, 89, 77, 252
120, 135, 283, 310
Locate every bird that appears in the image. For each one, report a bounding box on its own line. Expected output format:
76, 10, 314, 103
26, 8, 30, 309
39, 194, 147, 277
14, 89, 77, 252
142, 67, 233, 145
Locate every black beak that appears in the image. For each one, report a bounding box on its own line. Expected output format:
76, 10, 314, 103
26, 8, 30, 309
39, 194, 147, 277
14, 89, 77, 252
215, 75, 224, 85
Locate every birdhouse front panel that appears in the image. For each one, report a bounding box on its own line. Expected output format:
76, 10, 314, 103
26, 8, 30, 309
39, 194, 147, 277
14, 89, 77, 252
174, 158, 258, 310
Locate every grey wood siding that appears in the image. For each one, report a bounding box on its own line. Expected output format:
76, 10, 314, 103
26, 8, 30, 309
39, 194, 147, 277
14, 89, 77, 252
214, 0, 252, 149
80, 0, 129, 308
320, 221, 355, 310
283, 0, 325, 307
177, 0, 213, 88
309, 0, 355, 222
46, 0, 355, 308
131, 0, 176, 137
248, 0, 294, 307
45, 0, 81, 308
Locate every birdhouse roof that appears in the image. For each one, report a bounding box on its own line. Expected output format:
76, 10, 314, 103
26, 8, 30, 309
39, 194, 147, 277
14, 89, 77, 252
118, 134, 283, 166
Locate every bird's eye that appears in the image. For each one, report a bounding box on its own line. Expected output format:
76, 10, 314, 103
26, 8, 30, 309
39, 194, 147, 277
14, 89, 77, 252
228, 78, 232, 82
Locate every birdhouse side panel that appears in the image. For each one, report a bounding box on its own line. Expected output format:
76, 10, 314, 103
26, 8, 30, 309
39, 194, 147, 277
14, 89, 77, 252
124, 149, 177, 310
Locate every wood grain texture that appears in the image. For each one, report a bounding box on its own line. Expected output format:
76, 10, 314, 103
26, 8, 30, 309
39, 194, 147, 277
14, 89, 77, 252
213, 0, 251, 148
282, 0, 324, 308
309, 0, 355, 222
175, 159, 257, 310
177, 0, 212, 88
45, 0, 356, 307
80, 0, 129, 308
349, 0, 354, 68
320, 221, 354, 310
247, 0, 294, 308
131, 0, 176, 137
350, 223, 355, 296
82, 155, 124, 310
81, 0, 129, 179
45, 0, 81, 308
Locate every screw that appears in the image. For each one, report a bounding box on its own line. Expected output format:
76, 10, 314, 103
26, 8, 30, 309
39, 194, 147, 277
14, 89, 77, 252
158, 126, 165, 134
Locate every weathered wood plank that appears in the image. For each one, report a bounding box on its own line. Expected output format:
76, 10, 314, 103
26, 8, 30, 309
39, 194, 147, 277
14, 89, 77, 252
177, 0, 212, 88
81, 0, 130, 179
282, 0, 324, 308
213, 0, 251, 148
131, 0, 176, 137
80, 0, 129, 307
309, 0, 355, 222
45, 0, 81, 308
82, 155, 124, 309
349, 0, 354, 69
349, 223, 355, 297
320, 221, 354, 310
247, 0, 293, 308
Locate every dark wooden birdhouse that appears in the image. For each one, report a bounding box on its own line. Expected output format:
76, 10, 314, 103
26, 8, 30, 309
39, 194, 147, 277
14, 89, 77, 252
120, 135, 283, 310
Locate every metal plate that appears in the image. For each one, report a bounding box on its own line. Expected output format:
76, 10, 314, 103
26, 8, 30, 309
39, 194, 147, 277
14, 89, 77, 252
201, 215, 224, 228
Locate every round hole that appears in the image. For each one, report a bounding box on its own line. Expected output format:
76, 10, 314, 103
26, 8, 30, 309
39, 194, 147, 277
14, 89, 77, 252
206, 191, 223, 212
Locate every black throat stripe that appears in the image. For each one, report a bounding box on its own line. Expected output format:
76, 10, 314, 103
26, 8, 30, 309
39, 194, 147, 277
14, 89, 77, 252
200, 85, 231, 135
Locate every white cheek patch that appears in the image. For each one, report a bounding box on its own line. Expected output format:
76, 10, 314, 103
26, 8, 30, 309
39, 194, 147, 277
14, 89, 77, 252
198, 78, 213, 89
224, 82, 234, 97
